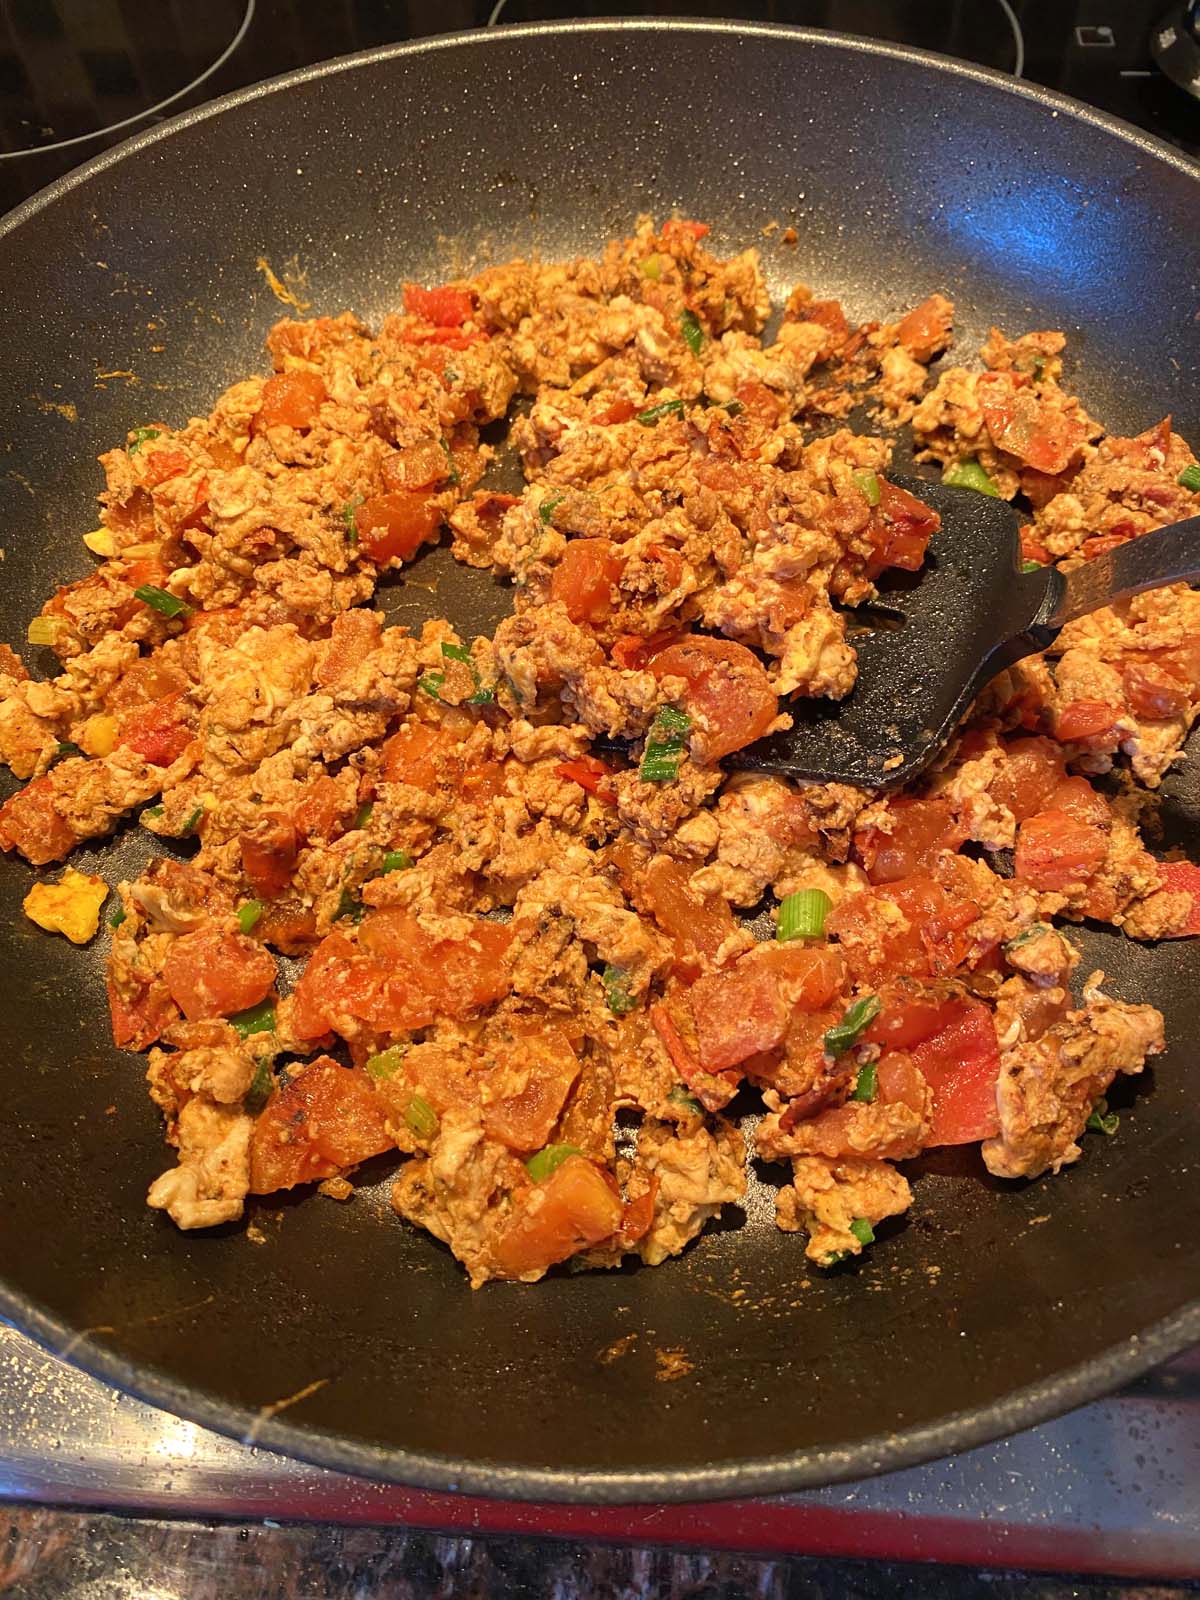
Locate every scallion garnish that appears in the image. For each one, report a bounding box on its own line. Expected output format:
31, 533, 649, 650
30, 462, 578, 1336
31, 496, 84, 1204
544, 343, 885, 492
722, 399, 745, 416
352, 800, 374, 830
230, 999, 276, 1041
942, 458, 1000, 497
635, 398, 685, 427
526, 1143, 581, 1182
405, 1093, 439, 1139
601, 964, 636, 1015
237, 899, 265, 935
54, 741, 80, 760
134, 584, 191, 620
1021, 559, 1043, 573
127, 426, 161, 454
668, 1085, 704, 1115
639, 704, 690, 782
141, 804, 164, 824
246, 1059, 274, 1112
366, 1046, 407, 1082
108, 904, 126, 930
824, 995, 881, 1057
851, 1061, 878, 1103
777, 888, 831, 942
440, 437, 460, 486
441, 641, 472, 664
1178, 464, 1200, 493
333, 886, 363, 923
539, 493, 564, 525
417, 672, 445, 701
679, 309, 704, 357
1086, 1097, 1119, 1136
849, 1216, 875, 1245
181, 806, 204, 835
851, 469, 881, 506
342, 495, 363, 544
381, 850, 412, 874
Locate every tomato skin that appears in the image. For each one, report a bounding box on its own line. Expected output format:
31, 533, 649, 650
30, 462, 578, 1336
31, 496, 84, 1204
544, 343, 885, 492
249, 1058, 392, 1194
162, 928, 277, 1021
864, 482, 940, 577
548, 539, 625, 624
1015, 807, 1108, 892
1123, 661, 1191, 720
648, 637, 777, 762
240, 814, 299, 900
117, 694, 192, 767
252, 370, 327, 432
490, 1154, 624, 1278
354, 491, 442, 564
555, 756, 618, 804
988, 737, 1067, 823
481, 1027, 580, 1152
856, 798, 962, 884
402, 283, 474, 327
640, 855, 736, 980
895, 294, 952, 362
905, 999, 1001, 1144
977, 372, 1089, 474
1055, 699, 1118, 743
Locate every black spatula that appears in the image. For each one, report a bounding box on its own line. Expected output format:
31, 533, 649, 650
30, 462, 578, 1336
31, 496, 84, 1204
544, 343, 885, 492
739, 475, 1200, 790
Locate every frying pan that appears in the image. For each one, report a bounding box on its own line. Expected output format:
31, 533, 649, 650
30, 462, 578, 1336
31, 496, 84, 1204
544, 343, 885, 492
0, 21, 1198, 1504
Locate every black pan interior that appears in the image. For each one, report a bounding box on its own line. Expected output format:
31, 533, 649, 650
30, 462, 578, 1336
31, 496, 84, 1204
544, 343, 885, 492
0, 22, 1197, 1502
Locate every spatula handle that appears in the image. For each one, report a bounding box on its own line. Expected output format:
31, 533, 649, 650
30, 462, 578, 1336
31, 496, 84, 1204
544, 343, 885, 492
1050, 513, 1200, 627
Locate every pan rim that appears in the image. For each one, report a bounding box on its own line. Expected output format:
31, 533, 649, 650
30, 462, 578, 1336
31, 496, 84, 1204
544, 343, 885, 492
1, 18, 1198, 1504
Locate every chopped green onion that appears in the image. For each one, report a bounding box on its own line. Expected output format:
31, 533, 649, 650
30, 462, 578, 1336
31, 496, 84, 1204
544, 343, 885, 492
134, 584, 191, 620
54, 741, 80, 760
526, 1143, 581, 1182
1004, 921, 1054, 952
668, 1085, 704, 1115
181, 805, 204, 835
246, 1059, 274, 1112
849, 1216, 875, 1245
108, 904, 126, 930
141, 804, 164, 823
639, 704, 691, 782
851, 1061, 878, 1103
26, 617, 61, 646
777, 888, 831, 942
821, 1250, 849, 1268
342, 495, 363, 544
1029, 356, 1047, 384
417, 672, 444, 701
381, 850, 413, 874
467, 683, 495, 706
851, 469, 881, 507
635, 398, 685, 427
230, 999, 276, 1041
352, 800, 374, 830
722, 399, 745, 416
237, 899, 265, 935
1021, 559, 1043, 573
640, 253, 663, 280
127, 426, 161, 454
1178, 464, 1200, 493
942, 458, 1000, 497
601, 964, 637, 1015
824, 994, 881, 1057
366, 1047, 407, 1083
440, 640, 494, 704
539, 493, 565, 525
333, 886, 364, 923
679, 309, 705, 357
441, 641, 472, 664
405, 1093, 440, 1140
440, 437, 460, 486
1086, 1097, 1120, 1136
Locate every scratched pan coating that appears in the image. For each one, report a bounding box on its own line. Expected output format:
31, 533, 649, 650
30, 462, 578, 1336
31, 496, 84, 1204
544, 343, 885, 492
0, 23, 1197, 1502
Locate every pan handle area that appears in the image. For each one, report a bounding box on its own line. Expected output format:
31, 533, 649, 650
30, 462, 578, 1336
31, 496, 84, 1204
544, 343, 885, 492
1049, 512, 1200, 626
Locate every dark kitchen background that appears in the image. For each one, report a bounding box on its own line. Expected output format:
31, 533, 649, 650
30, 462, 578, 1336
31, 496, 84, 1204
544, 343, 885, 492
0, 3, 1197, 1596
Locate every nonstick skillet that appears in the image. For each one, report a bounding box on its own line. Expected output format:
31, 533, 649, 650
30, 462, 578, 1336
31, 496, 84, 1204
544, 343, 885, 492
0, 21, 1197, 1503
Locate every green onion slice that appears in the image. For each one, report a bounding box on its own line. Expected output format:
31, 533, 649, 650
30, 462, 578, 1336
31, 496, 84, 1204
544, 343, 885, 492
639, 704, 691, 782
824, 995, 881, 1057
381, 850, 413, 874
441, 641, 472, 664
679, 309, 705, 357
1086, 1098, 1120, 1136
851, 469, 881, 506
352, 800, 374, 830
851, 1061, 878, 1103
333, 886, 364, 924
366, 1047, 408, 1083
230, 999, 276, 1041
1020, 559, 1043, 573
1178, 464, 1200, 493
55, 741, 80, 760
108, 904, 127, 930
342, 495, 363, 543
405, 1094, 440, 1140
134, 584, 191, 620
526, 1143, 581, 1183
417, 672, 444, 701
601, 964, 637, 1015
440, 437, 460, 486
246, 1059, 274, 1112
539, 492, 565, 525
777, 888, 831, 942
128, 426, 161, 454
237, 900, 265, 935
722, 399, 745, 417
942, 458, 1000, 497
635, 398, 685, 427
181, 806, 204, 835
668, 1085, 704, 1115
141, 804, 164, 824
849, 1216, 875, 1245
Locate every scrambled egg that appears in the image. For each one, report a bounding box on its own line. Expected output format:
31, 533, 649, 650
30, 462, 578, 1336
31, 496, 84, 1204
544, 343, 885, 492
23, 866, 108, 944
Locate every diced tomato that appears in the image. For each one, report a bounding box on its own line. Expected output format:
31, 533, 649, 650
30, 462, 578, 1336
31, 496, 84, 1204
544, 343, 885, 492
978, 371, 1089, 474
354, 491, 442, 564
380, 440, 451, 493
204, 438, 245, 470
647, 544, 685, 590
874, 1050, 929, 1116
988, 737, 1067, 823
317, 609, 381, 687
107, 977, 178, 1051
555, 756, 618, 805
289, 932, 375, 1039
402, 283, 475, 327
610, 628, 686, 671
690, 960, 789, 1072
1080, 530, 1136, 560
1122, 661, 1191, 720
1051, 775, 1110, 828
906, 999, 1001, 1144
1157, 860, 1200, 937
648, 637, 777, 762
162, 928, 277, 1021
240, 814, 299, 901
360, 909, 513, 1029
140, 447, 190, 489
865, 982, 950, 1051
491, 1154, 624, 1278
549, 539, 625, 624
640, 855, 737, 980
294, 773, 347, 843
380, 720, 460, 793
614, 1175, 659, 1249
661, 218, 710, 244
1019, 526, 1054, 566
249, 1058, 393, 1194
0, 776, 77, 865
796, 298, 848, 358
255, 900, 318, 956
895, 294, 952, 363
481, 1027, 580, 1151
117, 694, 192, 767
734, 379, 782, 425
884, 875, 979, 977
1015, 804, 1108, 893
864, 482, 940, 577
595, 397, 636, 425
1055, 699, 1118, 742
855, 798, 963, 884
252, 370, 327, 432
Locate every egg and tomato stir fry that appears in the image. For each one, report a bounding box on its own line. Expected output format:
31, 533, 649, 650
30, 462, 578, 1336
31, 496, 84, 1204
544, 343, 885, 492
1, 218, 1197, 1284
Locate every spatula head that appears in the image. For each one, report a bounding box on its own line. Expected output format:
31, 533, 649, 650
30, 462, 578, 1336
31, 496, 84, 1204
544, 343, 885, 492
739, 474, 1061, 790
